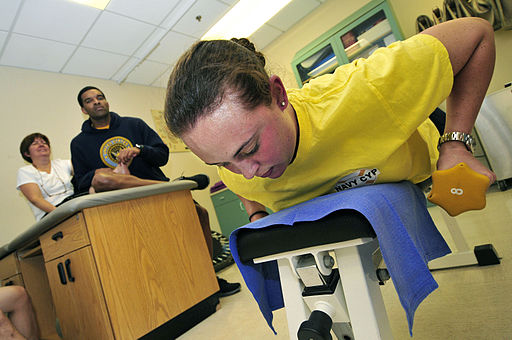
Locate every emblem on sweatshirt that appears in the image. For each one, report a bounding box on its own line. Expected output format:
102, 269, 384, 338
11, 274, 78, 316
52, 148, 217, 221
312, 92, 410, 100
333, 168, 380, 192
100, 136, 133, 168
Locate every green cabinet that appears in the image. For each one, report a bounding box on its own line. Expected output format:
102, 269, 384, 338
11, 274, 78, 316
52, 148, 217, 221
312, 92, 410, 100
211, 189, 250, 238
291, 0, 403, 87
211, 189, 272, 238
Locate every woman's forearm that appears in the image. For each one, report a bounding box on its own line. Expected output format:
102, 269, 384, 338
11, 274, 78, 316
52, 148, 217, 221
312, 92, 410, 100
237, 195, 268, 222
30, 197, 56, 213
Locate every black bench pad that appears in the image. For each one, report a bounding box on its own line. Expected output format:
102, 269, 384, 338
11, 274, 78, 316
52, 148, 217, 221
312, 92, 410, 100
236, 209, 376, 263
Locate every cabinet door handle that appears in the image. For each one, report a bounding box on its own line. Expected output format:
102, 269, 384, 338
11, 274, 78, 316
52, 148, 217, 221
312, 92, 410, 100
51, 231, 63, 241
64, 259, 75, 282
57, 263, 67, 285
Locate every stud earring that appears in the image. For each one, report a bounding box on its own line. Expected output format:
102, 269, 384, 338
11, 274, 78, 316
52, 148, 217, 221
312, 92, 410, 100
281, 101, 286, 107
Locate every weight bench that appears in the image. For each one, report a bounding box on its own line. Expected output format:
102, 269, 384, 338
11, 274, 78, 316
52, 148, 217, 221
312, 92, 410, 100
230, 182, 452, 340
237, 210, 391, 340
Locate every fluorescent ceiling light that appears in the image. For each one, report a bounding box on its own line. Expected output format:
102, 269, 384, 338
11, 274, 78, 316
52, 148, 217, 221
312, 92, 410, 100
202, 0, 292, 40
70, 0, 110, 10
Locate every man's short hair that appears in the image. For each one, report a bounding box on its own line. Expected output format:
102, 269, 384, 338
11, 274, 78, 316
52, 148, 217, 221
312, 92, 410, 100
77, 86, 105, 107
19, 133, 50, 163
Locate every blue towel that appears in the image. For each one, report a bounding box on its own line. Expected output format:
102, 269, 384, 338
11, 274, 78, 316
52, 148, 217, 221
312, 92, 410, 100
229, 181, 451, 335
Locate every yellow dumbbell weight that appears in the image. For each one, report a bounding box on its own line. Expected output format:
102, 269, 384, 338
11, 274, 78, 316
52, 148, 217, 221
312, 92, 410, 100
427, 162, 490, 216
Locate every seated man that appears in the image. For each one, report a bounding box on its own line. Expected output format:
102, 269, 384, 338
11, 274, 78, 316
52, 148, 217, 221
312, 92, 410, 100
0, 286, 39, 340
71, 86, 240, 297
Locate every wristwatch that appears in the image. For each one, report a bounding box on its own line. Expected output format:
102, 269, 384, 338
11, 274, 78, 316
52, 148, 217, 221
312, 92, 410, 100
437, 132, 474, 154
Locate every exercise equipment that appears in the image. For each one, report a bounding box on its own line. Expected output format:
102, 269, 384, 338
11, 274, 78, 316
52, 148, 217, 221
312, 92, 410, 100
233, 170, 502, 339
237, 211, 389, 340
428, 162, 489, 216
233, 183, 451, 340
426, 162, 500, 269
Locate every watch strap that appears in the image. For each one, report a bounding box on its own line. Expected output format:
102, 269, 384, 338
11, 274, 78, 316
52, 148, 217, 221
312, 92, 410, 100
135, 144, 144, 155
437, 132, 474, 154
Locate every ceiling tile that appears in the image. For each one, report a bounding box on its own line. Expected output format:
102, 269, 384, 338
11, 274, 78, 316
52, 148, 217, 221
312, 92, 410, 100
151, 68, 172, 88
82, 11, 156, 56
172, 0, 230, 38
0, 34, 75, 72
249, 24, 283, 50
0, 31, 7, 51
133, 27, 167, 59
267, 0, 321, 32
146, 31, 197, 64
159, 0, 196, 30
111, 57, 141, 83
62, 47, 129, 79
106, 0, 180, 25
218, 0, 238, 5
0, 0, 21, 31
125, 60, 170, 86
13, 0, 99, 45
0, 0, 308, 88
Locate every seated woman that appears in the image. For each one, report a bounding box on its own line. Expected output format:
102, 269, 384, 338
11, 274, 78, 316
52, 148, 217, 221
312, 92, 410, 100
16, 133, 74, 221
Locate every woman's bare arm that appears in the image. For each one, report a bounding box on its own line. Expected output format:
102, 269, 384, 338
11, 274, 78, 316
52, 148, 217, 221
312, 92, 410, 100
19, 183, 56, 213
421, 17, 496, 182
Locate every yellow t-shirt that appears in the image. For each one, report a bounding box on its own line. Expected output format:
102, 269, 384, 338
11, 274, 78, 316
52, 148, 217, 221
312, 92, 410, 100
219, 34, 453, 212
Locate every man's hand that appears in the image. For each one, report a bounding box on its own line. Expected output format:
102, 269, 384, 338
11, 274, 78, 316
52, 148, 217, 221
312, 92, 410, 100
117, 147, 140, 164
113, 162, 130, 175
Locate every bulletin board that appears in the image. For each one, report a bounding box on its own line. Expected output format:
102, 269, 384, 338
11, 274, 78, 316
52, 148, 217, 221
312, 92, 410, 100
151, 109, 189, 153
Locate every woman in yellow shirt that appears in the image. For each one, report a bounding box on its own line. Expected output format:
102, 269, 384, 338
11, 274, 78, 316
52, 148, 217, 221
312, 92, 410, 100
164, 17, 496, 218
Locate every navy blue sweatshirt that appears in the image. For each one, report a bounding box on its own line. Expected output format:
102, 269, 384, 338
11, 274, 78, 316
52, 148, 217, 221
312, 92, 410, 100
71, 112, 169, 193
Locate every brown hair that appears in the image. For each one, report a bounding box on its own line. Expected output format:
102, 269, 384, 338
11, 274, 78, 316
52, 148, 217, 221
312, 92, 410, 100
19, 133, 50, 163
164, 38, 270, 137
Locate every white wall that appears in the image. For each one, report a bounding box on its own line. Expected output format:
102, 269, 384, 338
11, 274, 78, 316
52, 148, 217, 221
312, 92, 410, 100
1, 66, 221, 246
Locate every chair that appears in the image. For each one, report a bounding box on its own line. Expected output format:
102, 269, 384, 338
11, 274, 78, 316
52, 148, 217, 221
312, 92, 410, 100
236, 210, 392, 340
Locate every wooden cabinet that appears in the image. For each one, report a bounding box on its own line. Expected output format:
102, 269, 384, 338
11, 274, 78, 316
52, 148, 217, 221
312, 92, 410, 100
39, 189, 219, 339
291, 0, 403, 87
0, 247, 59, 340
42, 213, 113, 340
0, 253, 21, 285
1, 273, 24, 286
40, 212, 90, 261
45, 246, 113, 340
